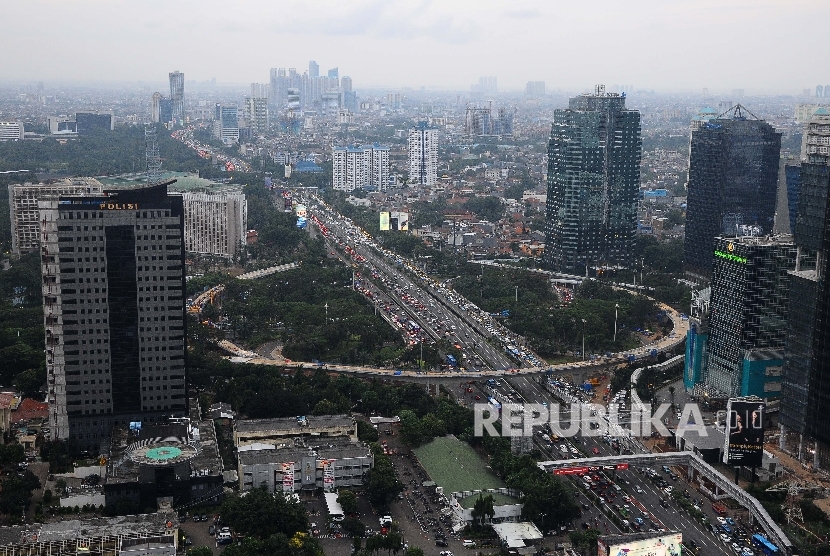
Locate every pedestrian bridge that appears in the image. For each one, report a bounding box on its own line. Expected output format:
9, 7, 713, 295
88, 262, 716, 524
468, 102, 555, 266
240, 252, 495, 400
537, 451, 792, 554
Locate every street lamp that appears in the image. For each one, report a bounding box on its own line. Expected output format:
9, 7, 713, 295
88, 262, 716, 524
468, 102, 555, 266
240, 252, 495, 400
614, 304, 619, 343
581, 319, 587, 361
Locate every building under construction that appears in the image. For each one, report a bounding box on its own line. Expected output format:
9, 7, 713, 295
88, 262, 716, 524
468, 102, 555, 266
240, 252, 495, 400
779, 108, 830, 468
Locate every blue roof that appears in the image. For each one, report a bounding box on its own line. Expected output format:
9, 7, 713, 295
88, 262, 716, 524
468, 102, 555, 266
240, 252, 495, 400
294, 161, 323, 173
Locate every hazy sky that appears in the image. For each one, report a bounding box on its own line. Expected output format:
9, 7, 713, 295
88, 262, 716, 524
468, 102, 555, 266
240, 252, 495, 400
3, 0, 827, 93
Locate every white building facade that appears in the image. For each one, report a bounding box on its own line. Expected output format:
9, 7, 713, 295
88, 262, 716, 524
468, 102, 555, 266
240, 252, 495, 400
9, 179, 104, 255
332, 144, 390, 192
0, 121, 24, 141
182, 192, 247, 258
408, 124, 438, 185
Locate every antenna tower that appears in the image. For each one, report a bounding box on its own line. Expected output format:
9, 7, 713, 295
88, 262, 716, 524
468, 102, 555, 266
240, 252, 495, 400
145, 125, 162, 184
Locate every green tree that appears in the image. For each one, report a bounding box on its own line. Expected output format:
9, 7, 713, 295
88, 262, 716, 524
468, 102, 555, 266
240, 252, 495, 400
187, 548, 214, 556
398, 410, 423, 445
364, 445, 401, 510
342, 516, 366, 538
220, 487, 308, 539
471, 493, 495, 528
405, 548, 424, 556
337, 489, 359, 515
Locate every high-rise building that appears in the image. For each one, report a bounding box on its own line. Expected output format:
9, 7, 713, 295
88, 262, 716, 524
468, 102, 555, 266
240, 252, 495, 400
151, 92, 163, 123
213, 104, 239, 144
408, 123, 438, 186
704, 236, 795, 398
309, 61, 319, 78
270, 68, 288, 108
182, 192, 247, 258
169, 71, 185, 126
40, 182, 187, 453
780, 108, 830, 456
328, 68, 338, 79
683, 106, 781, 282
341, 76, 352, 92
478, 76, 497, 95
543, 85, 642, 274
75, 112, 112, 135
525, 81, 545, 97
0, 121, 24, 141
244, 95, 268, 135
332, 144, 390, 192
9, 178, 104, 255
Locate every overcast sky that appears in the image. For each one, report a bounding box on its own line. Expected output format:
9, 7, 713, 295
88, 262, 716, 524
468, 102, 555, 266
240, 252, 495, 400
2, 0, 827, 93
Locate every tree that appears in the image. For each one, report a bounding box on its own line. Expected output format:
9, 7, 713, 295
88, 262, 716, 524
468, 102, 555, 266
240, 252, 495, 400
398, 410, 423, 445
471, 493, 495, 528
0, 444, 25, 466
187, 548, 214, 556
0, 470, 41, 516
337, 489, 359, 515
364, 445, 401, 509
342, 516, 366, 538
357, 420, 379, 442
220, 487, 308, 539
13, 367, 45, 399
405, 548, 424, 556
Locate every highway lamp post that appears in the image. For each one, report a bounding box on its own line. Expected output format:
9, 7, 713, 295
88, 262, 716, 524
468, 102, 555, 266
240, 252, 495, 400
581, 319, 587, 361
614, 304, 619, 343
325, 302, 328, 323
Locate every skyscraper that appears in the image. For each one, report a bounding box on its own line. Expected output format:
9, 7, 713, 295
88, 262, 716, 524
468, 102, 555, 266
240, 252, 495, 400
683, 106, 781, 282
213, 104, 239, 144
332, 144, 390, 192
544, 85, 642, 274
40, 182, 187, 453
309, 60, 319, 78
168, 71, 185, 126
704, 236, 795, 398
245, 84, 269, 135
270, 68, 288, 108
408, 123, 438, 186
780, 108, 830, 459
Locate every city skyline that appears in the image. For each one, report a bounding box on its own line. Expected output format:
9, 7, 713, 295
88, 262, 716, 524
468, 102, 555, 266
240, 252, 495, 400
1, 0, 827, 93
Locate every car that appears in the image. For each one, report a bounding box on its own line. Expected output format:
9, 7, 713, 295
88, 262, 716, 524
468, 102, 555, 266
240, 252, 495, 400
462, 540, 476, 548
717, 517, 727, 524
726, 517, 736, 526
435, 540, 448, 547
474, 395, 481, 400
635, 486, 644, 494
732, 543, 743, 554
184, 537, 193, 546
209, 525, 215, 536
592, 447, 600, 455
439, 551, 454, 556
200, 514, 207, 522
719, 534, 731, 544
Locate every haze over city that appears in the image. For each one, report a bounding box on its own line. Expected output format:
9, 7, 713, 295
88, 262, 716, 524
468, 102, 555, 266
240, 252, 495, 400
1, 0, 827, 92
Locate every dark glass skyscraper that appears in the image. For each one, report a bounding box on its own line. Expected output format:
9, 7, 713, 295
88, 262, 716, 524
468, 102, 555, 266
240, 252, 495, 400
41, 182, 187, 453
683, 106, 781, 282
781, 109, 830, 451
544, 86, 641, 274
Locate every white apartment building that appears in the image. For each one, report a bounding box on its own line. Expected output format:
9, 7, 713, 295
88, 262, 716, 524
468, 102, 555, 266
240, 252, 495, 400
0, 121, 24, 141
332, 144, 390, 192
182, 192, 247, 258
9, 178, 104, 255
408, 124, 438, 185
244, 96, 268, 135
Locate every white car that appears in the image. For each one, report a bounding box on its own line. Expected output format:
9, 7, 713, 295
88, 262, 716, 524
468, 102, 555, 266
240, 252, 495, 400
719, 534, 731, 544
635, 486, 644, 494
716, 517, 727, 524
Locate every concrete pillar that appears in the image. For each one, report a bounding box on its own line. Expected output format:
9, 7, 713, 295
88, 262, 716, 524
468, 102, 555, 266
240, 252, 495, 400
779, 424, 786, 451
798, 434, 804, 461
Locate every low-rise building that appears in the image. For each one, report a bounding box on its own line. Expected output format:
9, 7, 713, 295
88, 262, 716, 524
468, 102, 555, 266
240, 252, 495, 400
234, 414, 357, 447
491, 522, 544, 555
238, 436, 373, 493
0, 513, 178, 556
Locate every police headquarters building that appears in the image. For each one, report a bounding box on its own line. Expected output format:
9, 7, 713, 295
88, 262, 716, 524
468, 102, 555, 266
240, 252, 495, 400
41, 182, 187, 453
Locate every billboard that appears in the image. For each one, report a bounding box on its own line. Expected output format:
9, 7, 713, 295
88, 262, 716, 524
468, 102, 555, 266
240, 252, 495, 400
724, 398, 765, 467
282, 462, 295, 493
379, 212, 390, 231
295, 203, 307, 217
598, 532, 683, 556
390, 211, 409, 231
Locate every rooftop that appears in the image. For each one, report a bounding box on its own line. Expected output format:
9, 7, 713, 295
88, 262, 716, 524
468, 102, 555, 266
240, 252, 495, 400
235, 414, 354, 434
0, 513, 179, 546
491, 522, 543, 548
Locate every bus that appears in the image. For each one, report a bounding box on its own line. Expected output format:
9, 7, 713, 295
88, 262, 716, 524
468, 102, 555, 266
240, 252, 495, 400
487, 397, 502, 415
408, 320, 420, 333
751, 534, 779, 555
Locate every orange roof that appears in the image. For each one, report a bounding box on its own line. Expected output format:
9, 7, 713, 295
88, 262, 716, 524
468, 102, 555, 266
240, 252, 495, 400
12, 398, 48, 423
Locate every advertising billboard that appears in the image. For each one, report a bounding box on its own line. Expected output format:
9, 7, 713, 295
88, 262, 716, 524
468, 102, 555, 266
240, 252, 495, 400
282, 462, 295, 493
379, 212, 390, 231
598, 532, 683, 556
724, 398, 765, 467
295, 203, 307, 217
390, 211, 409, 231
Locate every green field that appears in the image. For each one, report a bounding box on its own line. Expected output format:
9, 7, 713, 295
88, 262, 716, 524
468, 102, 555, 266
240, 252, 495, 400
413, 435, 505, 495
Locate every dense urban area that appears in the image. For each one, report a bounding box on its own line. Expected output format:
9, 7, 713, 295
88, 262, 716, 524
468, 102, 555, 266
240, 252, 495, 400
0, 42, 829, 556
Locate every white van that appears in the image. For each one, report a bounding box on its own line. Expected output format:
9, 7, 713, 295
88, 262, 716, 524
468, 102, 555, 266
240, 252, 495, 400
462, 540, 476, 548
